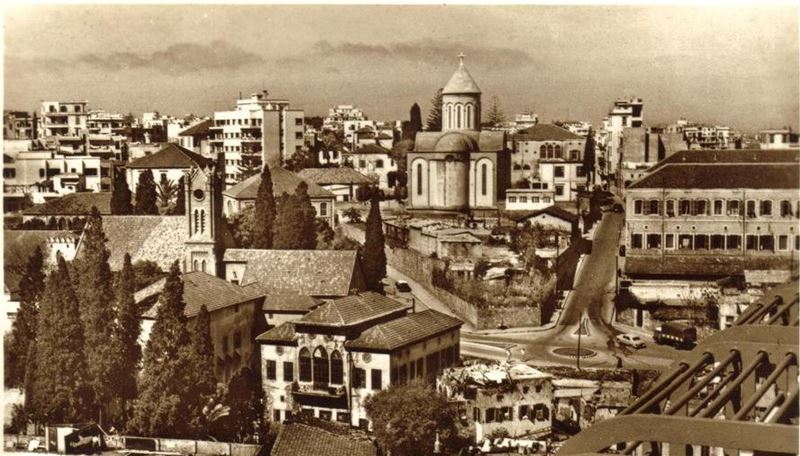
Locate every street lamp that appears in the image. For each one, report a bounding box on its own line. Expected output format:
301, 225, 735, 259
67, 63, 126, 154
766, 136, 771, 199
576, 316, 587, 370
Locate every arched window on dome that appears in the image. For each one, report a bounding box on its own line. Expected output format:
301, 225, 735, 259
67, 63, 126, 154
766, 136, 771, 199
466, 104, 473, 129
481, 163, 488, 196
416, 163, 423, 195
456, 105, 462, 129
446, 105, 453, 129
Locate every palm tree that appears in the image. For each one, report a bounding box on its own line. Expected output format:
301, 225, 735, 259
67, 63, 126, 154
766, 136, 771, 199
156, 175, 178, 209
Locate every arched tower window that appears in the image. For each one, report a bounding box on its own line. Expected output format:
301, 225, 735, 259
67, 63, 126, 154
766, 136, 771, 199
299, 348, 311, 382
200, 209, 206, 234
313, 347, 329, 386
330, 351, 343, 385
201, 260, 206, 272
194, 209, 199, 234
193, 259, 198, 271
417, 163, 423, 195
456, 105, 462, 129
466, 104, 473, 129
481, 163, 488, 196
446, 104, 453, 129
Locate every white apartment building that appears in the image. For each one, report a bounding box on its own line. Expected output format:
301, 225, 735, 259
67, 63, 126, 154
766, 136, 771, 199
759, 129, 799, 149
39, 101, 88, 138
3, 150, 106, 197
87, 110, 128, 136
209, 91, 305, 186
601, 98, 643, 177
323, 104, 367, 131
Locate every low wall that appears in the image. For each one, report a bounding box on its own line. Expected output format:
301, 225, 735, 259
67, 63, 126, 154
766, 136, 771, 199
104, 434, 263, 456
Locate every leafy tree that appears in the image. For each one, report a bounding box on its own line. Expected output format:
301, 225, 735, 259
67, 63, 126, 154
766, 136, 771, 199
156, 174, 178, 208
130, 261, 193, 438
134, 170, 159, 215
426, 88, 443, 132
315, 219, 335, 249
238, 155, 261, 180
356, 184, 376, 202
342, 207, 362, 224
183, 305, 218, 436
582, 128, 596, 186
47, 216, 57, 230
485, 96, 507, 126
284, 147, 312, 172
251, 166, 276, 249
73, 207, 118, 425
362, 193, 387, 292
131, 260, 166, 293
173, 176, 186, 215
364, 380, 459, 456
5, 246, 45, 387
34, 256, 92, 424
473, 259, 491, 279
273, 184, 316, 250
304, 116, 324, 131
218, 367, 264, 443
294, 181, 318, 249
113, 253, 141, 425
226, 205, 255, 249
111, 169, 133, 215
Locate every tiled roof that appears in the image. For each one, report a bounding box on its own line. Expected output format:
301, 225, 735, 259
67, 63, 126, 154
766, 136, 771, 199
223, 249, 359, 297
350, 143, 392, 155
648, 148, 800, 173
127, 143, 213, 169
222, 167, 334, 200
255, 322, 297, 344
628, 163, 799, 190
515, 205, 579, 224
298, 168, 373, 186
264, 293, 323, 313
443, 61, 481, 95
178, 119, 213, 137
270, 423, 377, 456
415, 130, 505, 153
512, 124, 584, 141
23, 192, 112, 216
140, 271, 264, 319
345, 309, 462, 351
300, 292, 409, 327
79, 215, 188, 270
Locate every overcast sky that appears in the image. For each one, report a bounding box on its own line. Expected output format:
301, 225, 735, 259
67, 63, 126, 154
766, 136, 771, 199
5, 4, 798, 132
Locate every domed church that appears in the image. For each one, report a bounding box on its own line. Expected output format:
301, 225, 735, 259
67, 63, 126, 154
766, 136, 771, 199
408, 54, 509, 212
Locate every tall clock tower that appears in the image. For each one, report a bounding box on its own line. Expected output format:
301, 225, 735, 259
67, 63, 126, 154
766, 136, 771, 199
183, 159, 224, 276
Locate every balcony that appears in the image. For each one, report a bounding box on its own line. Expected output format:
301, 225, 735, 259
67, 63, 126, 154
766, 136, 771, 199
291, 382, 348, 409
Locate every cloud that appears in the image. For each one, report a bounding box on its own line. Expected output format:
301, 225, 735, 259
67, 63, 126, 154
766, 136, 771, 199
311, 39, 533, 66
10, 40, 263, 75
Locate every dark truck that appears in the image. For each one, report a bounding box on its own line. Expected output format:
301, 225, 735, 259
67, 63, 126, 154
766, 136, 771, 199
654, 322, 697, 349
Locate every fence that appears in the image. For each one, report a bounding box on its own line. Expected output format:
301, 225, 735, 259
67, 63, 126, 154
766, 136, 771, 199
104, 434, 263, 456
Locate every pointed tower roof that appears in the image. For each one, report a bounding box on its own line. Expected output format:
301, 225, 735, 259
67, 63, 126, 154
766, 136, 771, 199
442, 53, 481, 95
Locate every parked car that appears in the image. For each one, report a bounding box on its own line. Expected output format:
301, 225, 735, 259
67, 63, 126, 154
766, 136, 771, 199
616, 333, 646, 349
395, 280, 412, 293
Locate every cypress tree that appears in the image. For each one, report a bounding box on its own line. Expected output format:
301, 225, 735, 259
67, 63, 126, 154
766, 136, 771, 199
657, 135, 667, 161
251, 165, 276, 249
426, 88, 443, 132
113, 253, 141, 425
224, 367, 264, 443
184, 304, 217, 436
34, 256, 92, 424
485, 96, 507, 125
273, 192, 303, 249
363, 193, 387, 292
410, 103, 422, 136
6, 246, 45, 387
582, 128, 596, 186
23, 342, 40, 425
130, 261, 192, 438
174, 176, 186, 215
111, 169, 133, 215
295, 181, 318, 250
134, 170, 159, 215
73, 207, 118, 425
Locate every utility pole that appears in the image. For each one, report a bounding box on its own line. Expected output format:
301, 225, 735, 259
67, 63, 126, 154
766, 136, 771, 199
577, 317, 583, 370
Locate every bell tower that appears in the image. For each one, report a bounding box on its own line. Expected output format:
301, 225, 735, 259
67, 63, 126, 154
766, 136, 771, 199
183, 158, 223, 276
441, 53, 482, 132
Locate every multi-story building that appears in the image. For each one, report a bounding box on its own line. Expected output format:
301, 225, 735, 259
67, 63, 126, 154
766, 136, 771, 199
39, 101, 88, 138
87, 110, 128, 136
178, 119, 214, 157
343, 144, 398, 189
209, 91, 305, 186
4, 111, 34, 139
508, 124, 586, 189
257, 292, 462, 427
681, 123, 733, 149
438, 362, 554, 442
624, 149, 800, 279
759, 129, 799, 149
4, 150, 107, 197
324, 105, 368, 131
601, 97, 643, 177
555, 120, 592, 138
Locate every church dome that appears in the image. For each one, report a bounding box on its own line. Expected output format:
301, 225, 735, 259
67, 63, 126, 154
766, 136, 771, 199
442, 56, 481, 95
433, 132, 479, 152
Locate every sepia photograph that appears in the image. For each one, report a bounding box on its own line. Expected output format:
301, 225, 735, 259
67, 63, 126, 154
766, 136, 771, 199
1, 2, 798, 455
